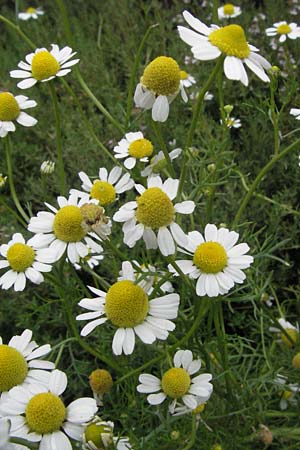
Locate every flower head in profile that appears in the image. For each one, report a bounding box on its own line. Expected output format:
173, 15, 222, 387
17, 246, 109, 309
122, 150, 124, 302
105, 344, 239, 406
113, 175, 195, 256
269, 318, 299, 347
179, 70, 196, 88
10, 45, 79, 89
137, 350, 213, 414
218, 4, 241, 20
40, 160, 55, 175
18, 6, 44, 20
113, 132, 154, 170
141, 148, 182, 177
266, 21, 300, 43
290, 108, 300, 120
134, 56, 188, 122
0, 232, 57, 291
73, 245, 104, 271
0, 92, 37, 137
169, 223, 253, 297
89, 369, 113, 406
76, 263, 180, 356
0, 174, 7, 188
0, 329, 54, 401
83, 417, 132, 450
178, 11, 271, 86
0, 370, 97, 449
275, 374, 300, 410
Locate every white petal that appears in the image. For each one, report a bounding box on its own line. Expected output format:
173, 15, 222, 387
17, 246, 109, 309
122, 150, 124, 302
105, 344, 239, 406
152, 96, 169, 122
16, 111, 37, 127
170, 222, 188, 247
112, 328, 126, 355
147, 392, 166, 405
49, 369, 67, 396
157, 227, 175, 256
123, 328, 135, 355
174, 201, 195, 214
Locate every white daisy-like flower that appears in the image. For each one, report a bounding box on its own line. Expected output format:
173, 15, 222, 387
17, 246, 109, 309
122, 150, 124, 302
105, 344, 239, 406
113, 175, 195, 256
18, 7, 44, 21
0, 233, 57, 291
71, 167, 134, 206
0, 329, 54, 404
0, 92, 37, 138
269, 318, 299, 347
169, 223, 253, 298
134, 56, 188, 122
179, 70, 196, 88
82, 417, 132, 450
221, 116, 242, 128
0, 369, 98, 450
76, 266, 180, 356
275, 374, 300, 410
113, 132, 154, 170
73, 246, 104, 271
266, 21, 300, 43
137, 349, 213, 414
27, 193, 110, 264
218, 4, 241, 20
141, 148, 182, 177
178, 10, 271, 87
290, 108, 300, 120
10, 45, 79, 89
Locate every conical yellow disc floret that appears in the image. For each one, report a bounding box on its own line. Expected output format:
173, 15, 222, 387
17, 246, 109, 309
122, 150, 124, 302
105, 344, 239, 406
277, 24, 291, 35
89, 369, 113, 394
6, 243, 35, 272
0, 93, 20, 121
105, 280, 149, 328
193, 242, 228, 273
162, 367, 191, 398
85, 422, 113, 449
26, 392, 66, 434
209, 25, 250, 59
90, 181, 116, 206
141, 56, 180, 96
53, 205, 86, 242
223, 3, 235, 15
136, 187, 175, 229
31, 51, 60, 81
26, 7, 37, 13
128, 138, 153, 159
0, 345, 28, 392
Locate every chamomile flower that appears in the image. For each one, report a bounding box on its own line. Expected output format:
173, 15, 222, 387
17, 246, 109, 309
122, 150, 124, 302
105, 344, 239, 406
83, 417, 132, 450
266, 21, 300, 43
10, 45, 79, 89
221, 116, 242, 128
134, 56, 188, 122
180, 70, 196, 88
218, 4, 241, 20
73, 246, 104, 271
113, 175, 195, 256
76, 267, 180, 355
290, 108, 300, 120
71, 167, 134, 206
28, 193, 110, 264
40, 160, 55, 174
0, 92, 37, 137
137, 350, 213, 414
141, 148, 182, 177
0, 233, 57, 291
178, 10, 271, 86
18, 7, 44, 20
269, 318, 299, 347
113, 132, 154, 170
89, 369, 113, 406
0, 369, 98, 449
169, 223, 253, 297
0, 329, 54, 402
275, 374, 300, 410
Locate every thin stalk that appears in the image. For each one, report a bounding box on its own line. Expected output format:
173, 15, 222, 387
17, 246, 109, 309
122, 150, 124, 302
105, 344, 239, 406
0, 15, 36, 49
212, 0, 219, 23
152, 121, 175, 177
5, 137, 29, 222
182, 415, 197, 450
270, 76, 280, 155
11, 438, 37, 449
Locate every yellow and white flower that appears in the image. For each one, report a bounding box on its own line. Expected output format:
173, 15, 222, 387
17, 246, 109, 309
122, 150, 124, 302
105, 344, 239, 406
275, 374, 300, 410
73, 246, 104, 271
266, 21, 300, 43
28, 193, 110, 264
10, 45, 79, 89
169, 223, 253, 297
269, 318, 299, 347
0, 233, 57, 291
178, 11, 271, 86
76, 267, 180, 355
221, 116, 241, 128
83, 417, 132, 450
0, 369, 97, 450
113, 132, 154, 170
18, 7, 44, 20
0, 329, 54, 403
218, 4, 241, 20
141, 148, 182, 177
137, 350, 213, 414
290, 108, 300, 120
179, 70, 196, 88
134, 56, 188, 122
113, 175, 195, 256
0, 92, 37, 137
71, 167, 134, 206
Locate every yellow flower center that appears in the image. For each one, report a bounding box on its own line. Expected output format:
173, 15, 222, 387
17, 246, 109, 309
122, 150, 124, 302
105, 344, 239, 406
85, 423, 113, 449
180, 70, 188, 80
128, 138, 154, 159
53, 205, 86, 242
280, 328, 298, 348
282, 390, 292, 400
31, 51, 60, 81
90, 181, 116, 206
141, 56, 181, 96
105, 280, 149, 328
6, 243, 35, 272
0, 345, 28, 392
292, 353, 300, 369
26, 7, 36, 13
193, 242, 228, 273
136, 187, 175, 229
0, 93, 20, 122
193, 403, 206, 414
277, 23, 292, 35
26, 392, 66, 434
162, 367, 191, 398
89, 369, 113, 394
223, 3, 235, 15
209, 25, 250, 59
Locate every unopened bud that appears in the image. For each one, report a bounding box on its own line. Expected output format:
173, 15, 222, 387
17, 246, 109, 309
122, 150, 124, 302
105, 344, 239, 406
207, 163, 216, 173
224, 104, 233, 114
292, 353, 300, 369
84, 421, 113, 449
89, 369, 113, 395
0, 173, 7, 188
40, 160, 55, 174
257, 424, 273, 445
170, 431, 180, 440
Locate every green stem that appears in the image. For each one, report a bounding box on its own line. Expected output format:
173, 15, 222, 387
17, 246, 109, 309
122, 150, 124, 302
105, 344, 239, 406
0, 15, 36, 49
232, 137, 300, 227
212, 0, 219, 23
55, 0, 74, 46
5, 137, 29, 222
49, 83, 66, 195
270, 77, 280, 155
152, 121, 175, 177
10, 437, 37, 449
182, 415, 197, 450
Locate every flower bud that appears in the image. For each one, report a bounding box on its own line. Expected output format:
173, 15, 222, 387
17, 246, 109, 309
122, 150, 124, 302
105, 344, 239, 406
224, 104, 233, 114
207, 163, 216, 173
170, 430, 180, 440
89, 369, 113, 396
40, 160, 55, 174
0, 174, 7, 188
292, 353, 300, 369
